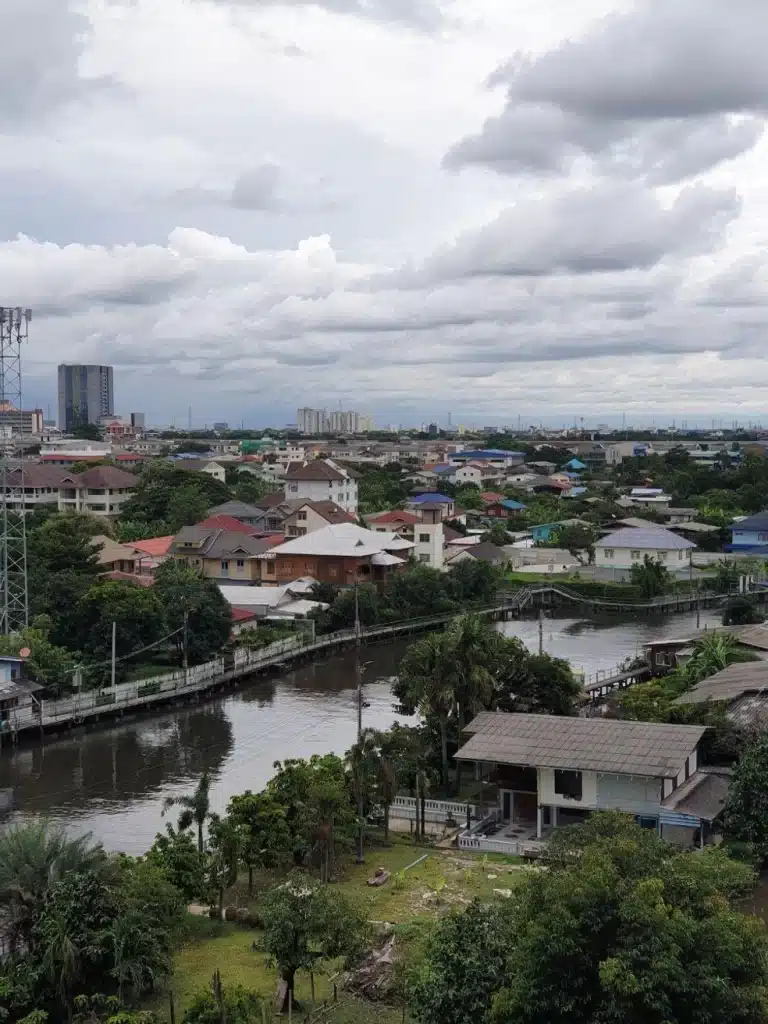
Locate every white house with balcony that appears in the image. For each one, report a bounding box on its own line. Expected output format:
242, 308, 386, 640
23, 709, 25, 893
454, 712, 725, 856
285, 459, 359, 515
594, 526, 695, 570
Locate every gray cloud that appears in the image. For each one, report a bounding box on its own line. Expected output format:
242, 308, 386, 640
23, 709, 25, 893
0, 0, 112, 125
447, 0, 768, 182
400, 183, 740, 283
199, 0, 444, 30
231, 163, 283, 210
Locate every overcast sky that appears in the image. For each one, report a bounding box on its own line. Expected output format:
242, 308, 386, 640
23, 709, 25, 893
4, 0, 768, 428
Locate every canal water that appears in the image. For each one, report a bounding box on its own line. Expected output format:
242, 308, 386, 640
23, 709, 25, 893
0, 609, 720, 854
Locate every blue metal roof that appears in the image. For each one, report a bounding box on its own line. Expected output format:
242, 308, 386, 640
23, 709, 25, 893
410, 493, 453, 504
501, 499, 526, 510
731, 512, 768, 532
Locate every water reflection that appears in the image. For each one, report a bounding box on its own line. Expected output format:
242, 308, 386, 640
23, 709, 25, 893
0, 611, 720, 853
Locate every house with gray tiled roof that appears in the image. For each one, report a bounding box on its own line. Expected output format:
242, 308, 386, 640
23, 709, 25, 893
594, 526, 696, 570
455, 712, 722, 855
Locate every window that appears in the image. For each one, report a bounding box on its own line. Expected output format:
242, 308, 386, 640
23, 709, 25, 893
297, 510, 307, 521
221, 560, 229, 573
678, 551, 684, 560
553, 769, 583, 800
418, 553, 430, 563
603, 548, 614, 558
329, 565, 338, 578
635, 815, 658, 831
419, 533, 430, 543
289, 484, 298, 493
265, 562, 275, 574
657, 551, 667, 561
236, 559, 245, 569
630, 550, 641, 560
297, 527, 307, 536
760, 532, 768, 541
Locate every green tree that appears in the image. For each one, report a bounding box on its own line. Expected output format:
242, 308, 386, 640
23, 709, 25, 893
444, 614, 502, 733
447, 559, 502, 604
397, 635, 455, 791
165, 487, 211, 533
481, 522, 511, 547
70, 422, 103, 442
0, 621, 75, 697
73, 582, 167, 687
119, 462, 229, 533
455, 486, 484, 511
162, 772, 212, 853
495, 651, 581, 716
491, 814, 765, 1024
226, 791, 291, 895
152, 562, 231, 664
409, 901, 510, 1024
145, 825, 208, 902
723, 734, 768, 859
723, 595, 762, 626
0, 822, 107, 955
259, 874, 366, 1010
553, 523, 597, 564
182, 975, 271, 1024
27, 514, 101, 643
205, 815, 242, 918
231, 472, 275, 504
629, 554, 671, 598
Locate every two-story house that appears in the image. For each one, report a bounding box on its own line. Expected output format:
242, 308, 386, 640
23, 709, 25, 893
57, 466, 138, 519
169, 526, 283, 584
270, 522, 413, 585
282, 500, 356, 538
284, 460, 359, 515
456, 712, 724, 851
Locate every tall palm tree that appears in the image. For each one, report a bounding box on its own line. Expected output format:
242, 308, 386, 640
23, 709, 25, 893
444, 614, 501, 734
398, 634, 455, 791
162, 772, 212, 853
0, 821, 106, 953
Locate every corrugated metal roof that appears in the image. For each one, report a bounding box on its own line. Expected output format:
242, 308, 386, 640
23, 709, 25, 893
457, 712, 705, 778
596, 527, 696, 550
674, 661, 768, 706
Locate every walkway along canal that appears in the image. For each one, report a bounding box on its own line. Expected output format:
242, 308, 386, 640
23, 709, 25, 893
2, 584, 731, 741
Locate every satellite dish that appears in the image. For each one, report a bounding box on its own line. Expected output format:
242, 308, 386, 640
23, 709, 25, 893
19, 647, 31, 658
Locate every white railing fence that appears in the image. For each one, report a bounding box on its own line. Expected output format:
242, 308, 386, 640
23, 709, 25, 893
390, 795, 479, 824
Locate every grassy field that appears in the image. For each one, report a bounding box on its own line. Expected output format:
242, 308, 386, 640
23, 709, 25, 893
147, 839, 527, 1022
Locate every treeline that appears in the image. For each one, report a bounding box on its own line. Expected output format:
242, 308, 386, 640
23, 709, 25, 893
311, 560, 503, 633
5, 511, 230, 696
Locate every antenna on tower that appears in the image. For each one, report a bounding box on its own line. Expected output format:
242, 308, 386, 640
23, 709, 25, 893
0, 307, 30, 634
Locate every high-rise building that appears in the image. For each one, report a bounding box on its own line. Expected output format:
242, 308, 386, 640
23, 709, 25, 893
130, 412, 146, 431
0, 402, 44, 435
297, 407, 328, 434
58, 364, 114, 431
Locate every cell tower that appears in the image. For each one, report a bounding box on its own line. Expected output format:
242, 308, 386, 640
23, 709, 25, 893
0, 307, 30, 635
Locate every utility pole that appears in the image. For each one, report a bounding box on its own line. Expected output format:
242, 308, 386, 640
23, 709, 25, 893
354, 582, 364, 864
538, 609, 544, 655
110, 620, 116, 688
183, 607, 189, 687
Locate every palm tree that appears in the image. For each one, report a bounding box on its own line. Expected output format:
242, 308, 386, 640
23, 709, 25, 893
444, 614, 501, 734
41, 901, 80, 1022
377, 748, 398, 841
398, 634, 454, 791
685, 633, 738, 684
0, 821, 107, 953
162, 772, 212, 853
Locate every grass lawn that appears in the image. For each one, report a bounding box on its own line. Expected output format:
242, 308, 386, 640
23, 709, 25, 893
147, 840, 527, 1021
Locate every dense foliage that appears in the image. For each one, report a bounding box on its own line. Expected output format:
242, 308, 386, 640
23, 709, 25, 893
118, 462, 230, 539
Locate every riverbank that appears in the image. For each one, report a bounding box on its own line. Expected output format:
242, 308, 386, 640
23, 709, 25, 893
0, 605, 724, 853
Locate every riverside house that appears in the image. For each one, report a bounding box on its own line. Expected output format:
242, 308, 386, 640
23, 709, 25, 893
455, 712, 722, 855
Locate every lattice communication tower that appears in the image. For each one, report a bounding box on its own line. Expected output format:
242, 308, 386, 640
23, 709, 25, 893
0, 307, 30, 635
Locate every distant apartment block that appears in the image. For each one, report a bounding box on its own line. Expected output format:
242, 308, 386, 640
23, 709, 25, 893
0, 401, 44, 435
58, 364, 114, 431
130, 412, 146, 430
297, 407, 373, 434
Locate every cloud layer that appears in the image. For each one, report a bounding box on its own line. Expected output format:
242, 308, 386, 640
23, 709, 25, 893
2, 0, 768, 425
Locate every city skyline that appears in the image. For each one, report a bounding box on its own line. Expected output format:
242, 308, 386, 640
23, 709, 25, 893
4, 2, 768, 423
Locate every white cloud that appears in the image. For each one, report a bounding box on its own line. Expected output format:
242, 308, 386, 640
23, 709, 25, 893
1, 0, 768, 425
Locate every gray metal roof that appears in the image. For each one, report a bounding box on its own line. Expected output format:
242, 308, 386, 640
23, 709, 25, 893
673, 661, 768, 706
456, 712, 706, 778
0, 679, 43, 702
596, 527, 696, 550
661, 769, 730, 821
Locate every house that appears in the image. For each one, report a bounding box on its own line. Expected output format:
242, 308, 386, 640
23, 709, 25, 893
407, 493, 455, 518
452, 462, 505, 487
455, 712, 718, 850
628, 487, 672, 508
129, 535, 173, 575
282, 500, 356, 538
92, 535, 141, 575
269, 522, 414, 586
172, 458, 227, 483
659, 507, 697, 525
170, 527, 284, 584
0, 661, 42, 731
208, 500, 272, 526
219, 579, 328, 621
531, 478, 572, 497
728, 511, 768, 552
563, 458, 587, 472
672, 661, 768, 728
605, 441, 652, 466
285, 460, 359, 515
594, 527, 695, 569
529, 519, 584, 543
367, 510, 423, 536
479, 492, 505, 506
645, 625, 768, 675
58, 466, 138, 519
450, 449, 526, 469
484, 499, 526, 520
445, 542, 507, 568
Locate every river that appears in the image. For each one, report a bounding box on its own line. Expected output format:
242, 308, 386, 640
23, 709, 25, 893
0, 608, 720, 853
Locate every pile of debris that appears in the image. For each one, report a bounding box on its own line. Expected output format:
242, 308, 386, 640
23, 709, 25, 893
342, 932, 399, 1003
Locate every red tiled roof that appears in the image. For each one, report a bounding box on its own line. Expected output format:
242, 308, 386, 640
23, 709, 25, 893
196, 515, 258, 534
130, 535, 174, 556
369, 510, 421, 525
480, 492, 505, 504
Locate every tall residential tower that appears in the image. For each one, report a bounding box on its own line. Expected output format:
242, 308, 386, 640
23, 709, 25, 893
57, 364, 114, 431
